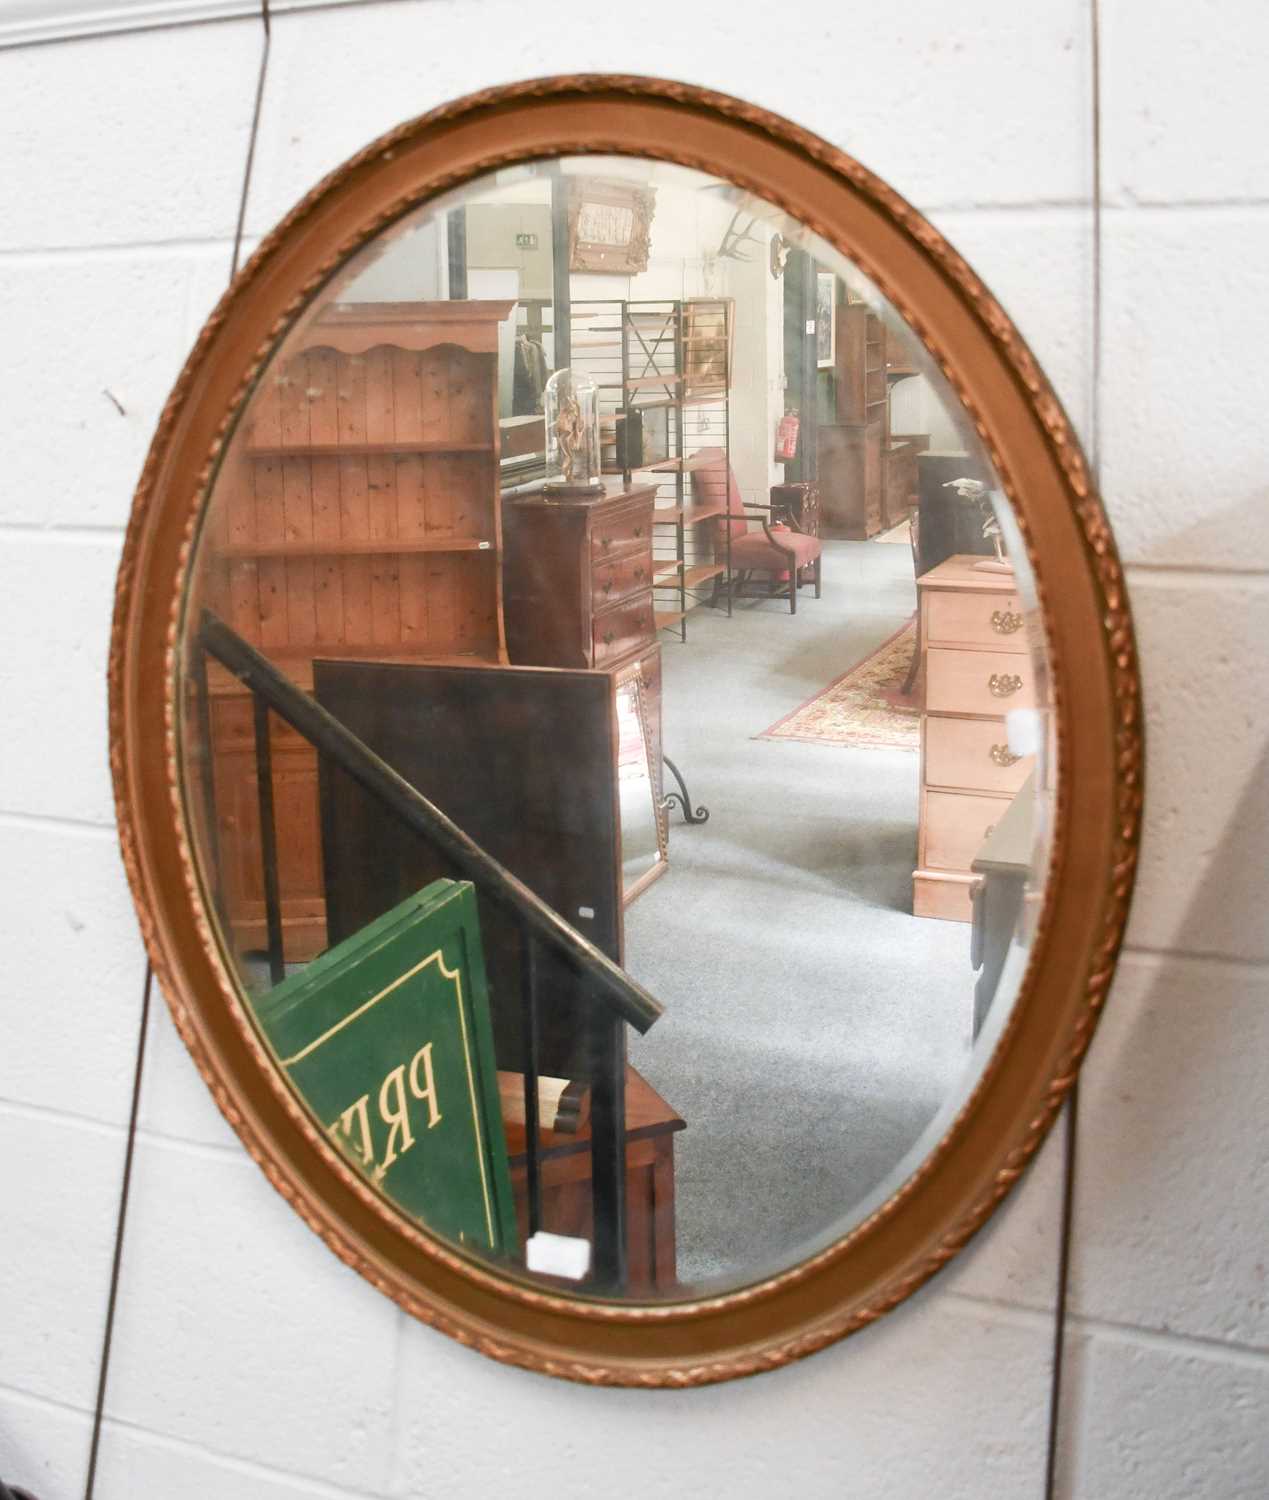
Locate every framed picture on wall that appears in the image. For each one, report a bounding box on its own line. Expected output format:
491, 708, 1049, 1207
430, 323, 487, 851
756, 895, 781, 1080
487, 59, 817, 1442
682, 297, 733, 399
567, 178, 656, 273
816, 270, 836, 368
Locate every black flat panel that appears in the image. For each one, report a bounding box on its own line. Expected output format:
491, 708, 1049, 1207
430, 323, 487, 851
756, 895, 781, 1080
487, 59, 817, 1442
313, 660, 620, 1079
915, 451, 992, 573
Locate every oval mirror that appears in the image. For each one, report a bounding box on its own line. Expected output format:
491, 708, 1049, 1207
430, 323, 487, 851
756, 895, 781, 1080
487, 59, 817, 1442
110, 77, 1142, 1385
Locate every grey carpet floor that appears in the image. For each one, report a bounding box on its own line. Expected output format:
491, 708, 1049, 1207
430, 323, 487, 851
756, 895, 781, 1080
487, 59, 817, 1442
624, 539, 976, 1292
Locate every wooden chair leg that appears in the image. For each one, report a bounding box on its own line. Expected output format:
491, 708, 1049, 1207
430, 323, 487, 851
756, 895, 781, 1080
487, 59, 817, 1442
814, 554, 822, 599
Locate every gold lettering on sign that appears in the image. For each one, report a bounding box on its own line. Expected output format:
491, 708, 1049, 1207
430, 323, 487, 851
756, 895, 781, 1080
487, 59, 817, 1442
329, 1044, 445, 1184
377, 1064, 415, 1175
328, 1092, 373, 1165
408, 1041, 443, 1129
292, 942, 494, 1240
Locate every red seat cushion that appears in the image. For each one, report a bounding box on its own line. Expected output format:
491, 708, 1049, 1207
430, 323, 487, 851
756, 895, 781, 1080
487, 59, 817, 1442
730, 529, 821, 567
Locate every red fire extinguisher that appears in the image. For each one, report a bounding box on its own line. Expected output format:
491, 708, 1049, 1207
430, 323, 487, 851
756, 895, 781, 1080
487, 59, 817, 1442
774, 409, 800, 462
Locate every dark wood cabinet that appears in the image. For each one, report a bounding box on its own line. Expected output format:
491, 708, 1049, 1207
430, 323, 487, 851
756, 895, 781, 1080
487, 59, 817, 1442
770, 480, 821, 538
771, 481, 821, 584
818, 420, 882, 539
818, 303, 886, 539
502, 481, 659, 670
818, 303, 937, 539
883, 434, 929, 529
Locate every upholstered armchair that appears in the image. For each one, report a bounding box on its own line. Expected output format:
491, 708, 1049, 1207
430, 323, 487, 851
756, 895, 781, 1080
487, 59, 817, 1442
690, 448, 823, 614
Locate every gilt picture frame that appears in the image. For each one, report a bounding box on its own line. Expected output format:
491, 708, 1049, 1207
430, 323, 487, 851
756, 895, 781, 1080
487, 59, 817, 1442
567, 176, 656, 273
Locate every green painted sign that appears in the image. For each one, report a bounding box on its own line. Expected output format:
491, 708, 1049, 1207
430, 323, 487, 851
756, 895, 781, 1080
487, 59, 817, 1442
252, 879, 518, 1257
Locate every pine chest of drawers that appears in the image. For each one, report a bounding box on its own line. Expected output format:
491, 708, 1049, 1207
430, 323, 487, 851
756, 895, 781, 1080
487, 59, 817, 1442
913, 554, 1038, 921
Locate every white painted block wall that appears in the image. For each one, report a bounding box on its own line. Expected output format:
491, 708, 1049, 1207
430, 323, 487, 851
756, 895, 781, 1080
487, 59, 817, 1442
0, 2, 1265, 1496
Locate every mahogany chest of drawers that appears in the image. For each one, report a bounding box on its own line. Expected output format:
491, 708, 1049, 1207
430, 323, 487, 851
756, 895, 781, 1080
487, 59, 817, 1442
913, 554, 1038, 922
502, 481, 658, 671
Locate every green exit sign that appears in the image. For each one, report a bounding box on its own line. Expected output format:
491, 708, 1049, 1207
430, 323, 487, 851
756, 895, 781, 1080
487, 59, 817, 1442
252, 879, 517, 1257
515, 232, 539, 249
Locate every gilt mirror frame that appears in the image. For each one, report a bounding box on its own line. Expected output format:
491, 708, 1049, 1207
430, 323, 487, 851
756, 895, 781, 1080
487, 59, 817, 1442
109, 75, 1142, 1387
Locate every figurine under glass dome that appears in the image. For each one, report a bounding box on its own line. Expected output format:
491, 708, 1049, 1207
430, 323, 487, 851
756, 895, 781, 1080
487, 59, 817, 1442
543, 368, 603, 497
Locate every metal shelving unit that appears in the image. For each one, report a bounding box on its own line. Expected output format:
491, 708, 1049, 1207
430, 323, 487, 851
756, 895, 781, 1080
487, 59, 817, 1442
570, 297, 733, 640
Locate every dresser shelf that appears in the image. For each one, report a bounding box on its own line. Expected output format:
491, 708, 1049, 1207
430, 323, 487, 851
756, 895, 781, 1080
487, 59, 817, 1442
652, 500, 726, 524
245, 440, 493, 458
649, 558, 726, 589
642, 452, 719, 475
219, 537, 496, 560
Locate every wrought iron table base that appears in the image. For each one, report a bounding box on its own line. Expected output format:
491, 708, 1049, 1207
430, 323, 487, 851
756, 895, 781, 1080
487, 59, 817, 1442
662, 755, 709, 825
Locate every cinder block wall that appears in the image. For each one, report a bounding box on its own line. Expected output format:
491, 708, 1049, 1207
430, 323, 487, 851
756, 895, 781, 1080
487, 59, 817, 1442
1, 4, 1265, 1496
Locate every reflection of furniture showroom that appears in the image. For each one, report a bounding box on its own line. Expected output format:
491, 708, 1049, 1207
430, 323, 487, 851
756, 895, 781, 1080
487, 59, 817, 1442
913, 555, 1037, 921
194, 281, 1025, 1293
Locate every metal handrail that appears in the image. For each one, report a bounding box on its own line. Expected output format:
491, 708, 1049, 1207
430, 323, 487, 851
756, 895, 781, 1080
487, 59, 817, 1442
196, 610, 663, 1036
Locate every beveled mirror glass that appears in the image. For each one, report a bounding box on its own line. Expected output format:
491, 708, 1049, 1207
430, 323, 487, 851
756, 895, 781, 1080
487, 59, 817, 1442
111, 78, 1141, 1384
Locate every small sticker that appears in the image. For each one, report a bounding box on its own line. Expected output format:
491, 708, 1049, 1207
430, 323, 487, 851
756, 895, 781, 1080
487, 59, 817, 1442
577, 906, 595, 920
526, 1231, 591, 1280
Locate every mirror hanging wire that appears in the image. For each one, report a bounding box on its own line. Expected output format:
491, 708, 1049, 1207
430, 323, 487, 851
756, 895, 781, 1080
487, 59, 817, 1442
82, 11, 274, 1497
1044, 1, 1101, 1494
83, 963, 153, 1500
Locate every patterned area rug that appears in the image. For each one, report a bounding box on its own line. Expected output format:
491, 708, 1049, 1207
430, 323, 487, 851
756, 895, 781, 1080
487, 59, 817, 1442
757, 620, 920, 750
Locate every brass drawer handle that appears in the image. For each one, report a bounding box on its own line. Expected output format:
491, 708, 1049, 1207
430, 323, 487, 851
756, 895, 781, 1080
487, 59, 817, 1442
991, 609, 1023, 635
989, 673, 1023, 698
633, 525, 643, 537
601, 535, 612, 550
990, 743, 1021, 767
633, 566, 645, 582
602, 630, 615, 646
602, 578, 613, 594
